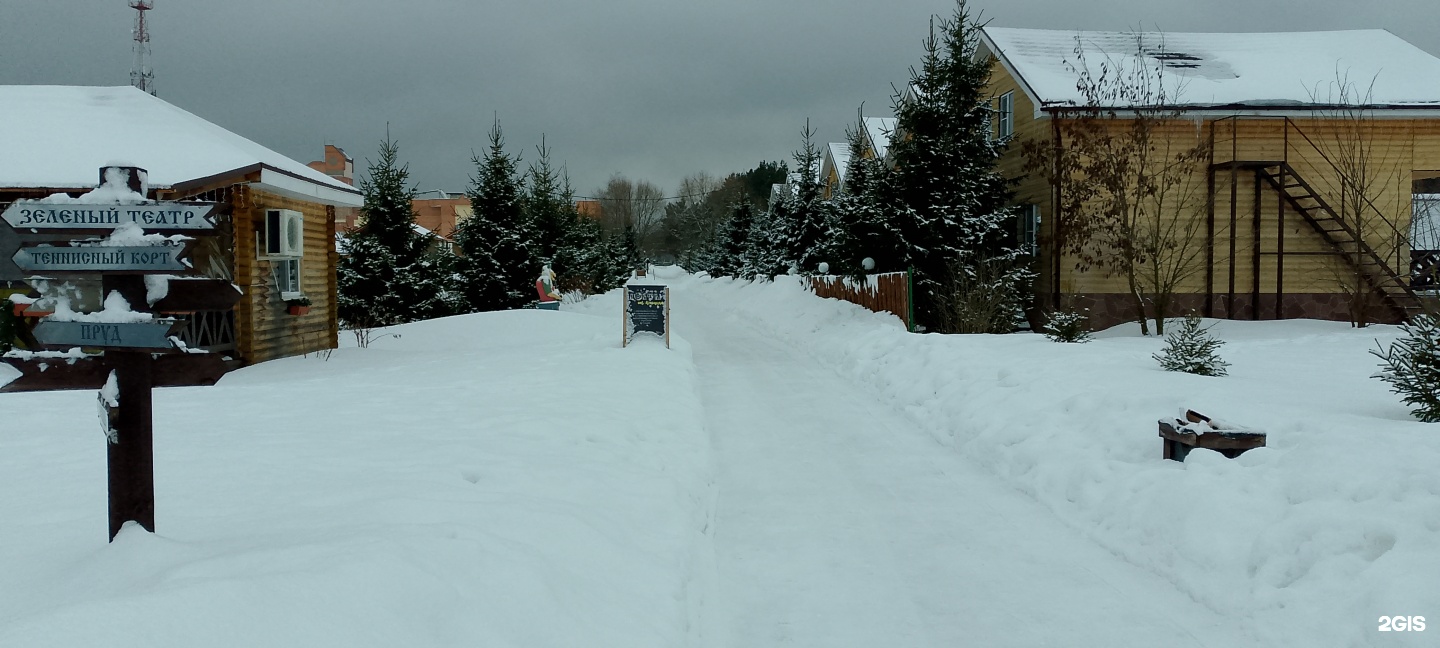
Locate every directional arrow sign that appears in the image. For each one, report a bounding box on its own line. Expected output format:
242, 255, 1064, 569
2, 202, 217, 231
0, 352, 232, 393
14, 245, 190, 273
33, 319, 181, 350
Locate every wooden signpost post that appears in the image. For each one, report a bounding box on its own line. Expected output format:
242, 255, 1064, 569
0, 166, 240, 541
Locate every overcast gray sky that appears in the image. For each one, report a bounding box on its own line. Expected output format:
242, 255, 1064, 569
2, 1, 1436, 198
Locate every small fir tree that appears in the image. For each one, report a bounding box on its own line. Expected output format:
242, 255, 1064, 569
1371, 314, 1440, 423
1153, 314, 1229, 376
1041, 308, 1092, 343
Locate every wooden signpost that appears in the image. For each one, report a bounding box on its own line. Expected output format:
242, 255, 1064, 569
13, 245, 192, 273
31, 319, 183, 349
1, 202, 217, 231
623, 284, 670, 349
0, 166, 240, 541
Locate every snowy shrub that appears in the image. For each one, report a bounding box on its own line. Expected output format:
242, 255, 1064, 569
934, 258, 1028, 334
1371, 314, 1440, 422
1153, 313, 1229, 376
1042, 308, 1091, 343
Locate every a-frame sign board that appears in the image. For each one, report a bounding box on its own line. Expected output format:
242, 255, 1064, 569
622, 284, 670, 349
1, 166, 240, 541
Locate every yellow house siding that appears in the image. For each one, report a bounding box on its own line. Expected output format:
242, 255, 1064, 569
986, 56, 1055, 302
989, 41, 1440, 322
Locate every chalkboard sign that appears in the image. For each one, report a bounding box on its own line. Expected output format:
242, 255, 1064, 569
624, 284, 669, 348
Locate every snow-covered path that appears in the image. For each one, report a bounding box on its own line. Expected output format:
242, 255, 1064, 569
680, 291, 1258, 647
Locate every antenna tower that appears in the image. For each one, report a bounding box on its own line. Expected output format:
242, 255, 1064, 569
130, 1, 155, 95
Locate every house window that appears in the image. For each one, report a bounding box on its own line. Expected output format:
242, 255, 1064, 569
1019, 204, 1040, 256
997, 91, 1015, 139
258, 208, 305, 300
273, 258, 302, 298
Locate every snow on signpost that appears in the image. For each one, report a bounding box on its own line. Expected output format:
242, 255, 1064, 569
0, 165, 239, 542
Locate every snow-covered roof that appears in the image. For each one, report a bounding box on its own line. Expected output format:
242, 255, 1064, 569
980, 28, 1440, 110
863, 117, 896, 160
824, 143, 851, 182
0, 86, 362, 206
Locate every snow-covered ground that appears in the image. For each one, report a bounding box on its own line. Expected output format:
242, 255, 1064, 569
664, 271, 1438, 648
2, 268, 1435, 647
0, 311, 714, 647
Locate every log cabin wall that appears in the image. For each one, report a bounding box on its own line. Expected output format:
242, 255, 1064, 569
233, 187, 339, 364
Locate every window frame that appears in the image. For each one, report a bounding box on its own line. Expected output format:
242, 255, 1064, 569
997, 91, 1015, 139
272, 257, 302, 300
257, 208, 306, 301
1019, 204, 1040, 256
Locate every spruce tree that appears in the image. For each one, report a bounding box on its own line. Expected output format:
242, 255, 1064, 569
768, 124, 827, 275
524, 136, 574, 267
1154, 314, 1229, 376
822, 120, 910, 279
338, 137, 445, 329
740, 202, 783, 279
706, 198, 757, 277
453, 120, 539, 311
1372, 314, 1440, 423
884, 0, 1031, 331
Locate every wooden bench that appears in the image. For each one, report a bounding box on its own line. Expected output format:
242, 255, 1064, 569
1159, 410, 1266, 462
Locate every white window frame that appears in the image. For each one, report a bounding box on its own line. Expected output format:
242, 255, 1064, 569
1020, 204, 1040, 256
272, 258, 303, 300
257, 209, 306, 301
997, 91, 1015, 139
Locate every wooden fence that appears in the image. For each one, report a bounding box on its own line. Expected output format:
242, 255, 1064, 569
807, 271, 913, 331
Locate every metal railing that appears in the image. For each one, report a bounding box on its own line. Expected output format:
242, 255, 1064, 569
1211, 115, 1416, 290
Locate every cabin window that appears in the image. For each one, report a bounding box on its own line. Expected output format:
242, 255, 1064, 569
273, 259, 302, 299
258, 208, 306, 300
1019, 204, 1040, 256
997, 92, 1015, 139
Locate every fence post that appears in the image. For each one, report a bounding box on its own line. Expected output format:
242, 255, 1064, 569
907, 267, 916, 332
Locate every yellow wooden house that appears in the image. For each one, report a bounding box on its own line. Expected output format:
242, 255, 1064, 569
978, 28, 1440, 327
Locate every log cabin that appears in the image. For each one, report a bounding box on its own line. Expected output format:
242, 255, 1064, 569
978, 28, 1440, 328
0, 85, 364, 365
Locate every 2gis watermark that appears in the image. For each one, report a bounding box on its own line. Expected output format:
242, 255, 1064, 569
1377, 616, 1425, 632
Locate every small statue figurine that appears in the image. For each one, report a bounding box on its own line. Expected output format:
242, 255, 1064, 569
536, 264, 561, 311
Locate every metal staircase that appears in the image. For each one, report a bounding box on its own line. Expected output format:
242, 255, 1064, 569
1253, 161, 1426, 319
1211, 116, 1427, 321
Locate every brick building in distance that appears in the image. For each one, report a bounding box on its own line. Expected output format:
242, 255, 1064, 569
308, 145, 361, 231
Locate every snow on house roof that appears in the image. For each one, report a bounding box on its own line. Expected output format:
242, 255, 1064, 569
0, 85, 362, 206
826, 143, 851, 180
980, 28, 1440, 110
863, 117, 897, 159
